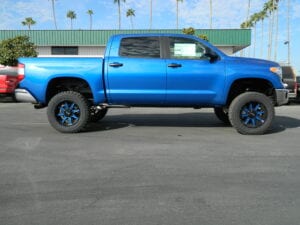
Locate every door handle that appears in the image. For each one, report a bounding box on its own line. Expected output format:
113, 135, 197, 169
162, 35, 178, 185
109, 62, 123, 67
168, 63, 182, 68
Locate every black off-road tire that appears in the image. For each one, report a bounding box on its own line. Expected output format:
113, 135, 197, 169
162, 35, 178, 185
47, 91, 90, 133
228, 92, 274, 135
214, 107, 230, 125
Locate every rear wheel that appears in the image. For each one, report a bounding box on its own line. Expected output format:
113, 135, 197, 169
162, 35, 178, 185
47, 91, 89, 133
228, 92, 274, 135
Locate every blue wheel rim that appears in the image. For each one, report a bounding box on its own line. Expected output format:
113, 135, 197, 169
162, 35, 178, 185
55, 101, 80, 126
240, 102, 267, 128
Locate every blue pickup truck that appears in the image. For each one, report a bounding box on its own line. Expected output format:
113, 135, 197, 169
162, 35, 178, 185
15, 33, 288, 134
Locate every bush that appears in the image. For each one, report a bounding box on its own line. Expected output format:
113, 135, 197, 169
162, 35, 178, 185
182, 27, 209, 42
0, 36, 37, 66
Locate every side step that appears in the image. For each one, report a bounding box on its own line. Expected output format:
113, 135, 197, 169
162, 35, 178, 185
97, 103, 130, 109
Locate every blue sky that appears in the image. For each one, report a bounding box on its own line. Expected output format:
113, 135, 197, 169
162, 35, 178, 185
0, 0, 299, 73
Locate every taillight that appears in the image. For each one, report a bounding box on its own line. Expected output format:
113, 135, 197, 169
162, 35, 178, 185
18, 63, 25, 82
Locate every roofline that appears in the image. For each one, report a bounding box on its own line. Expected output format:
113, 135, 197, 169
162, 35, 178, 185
0, 29, 251, 50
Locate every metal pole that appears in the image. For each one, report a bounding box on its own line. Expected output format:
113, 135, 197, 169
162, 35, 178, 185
287, 0, 291, 64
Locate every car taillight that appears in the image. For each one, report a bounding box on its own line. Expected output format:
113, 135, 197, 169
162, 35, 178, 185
18, 63, 25, 82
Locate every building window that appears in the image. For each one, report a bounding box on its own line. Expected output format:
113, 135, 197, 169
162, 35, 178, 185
119, 37, 161, 58
51, 46, 78, 55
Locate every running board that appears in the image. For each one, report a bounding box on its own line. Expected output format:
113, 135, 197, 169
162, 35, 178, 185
97, 103, 130, 109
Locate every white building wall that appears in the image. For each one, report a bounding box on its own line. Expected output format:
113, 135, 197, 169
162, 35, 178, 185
36, 46, 51, 55
218, 46, 234, 55
79, 46, 105, 56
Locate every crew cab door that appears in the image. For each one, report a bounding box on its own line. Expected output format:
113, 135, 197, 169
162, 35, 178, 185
105, 36, 166, 105
165, 37, 225, 105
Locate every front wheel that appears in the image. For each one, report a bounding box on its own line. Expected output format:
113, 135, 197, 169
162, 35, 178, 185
47, 91, 90, 133
228, 92, 274, 135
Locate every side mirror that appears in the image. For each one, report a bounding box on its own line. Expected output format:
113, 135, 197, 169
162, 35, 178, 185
204, 48, 219, 62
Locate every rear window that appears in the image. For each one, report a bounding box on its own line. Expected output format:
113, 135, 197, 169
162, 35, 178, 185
119, 37, 160, 58
282, 66, 295, 79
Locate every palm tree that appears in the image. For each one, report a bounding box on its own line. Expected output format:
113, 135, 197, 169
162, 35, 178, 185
176, 0, 183, 29
150, 0, 153, 29
67, 10, 76, 30
21, 17, 36, 30
48, 0, 57, 29
87, 9, 94, 30
126, 8, 135, 29
114, 0, 126, 30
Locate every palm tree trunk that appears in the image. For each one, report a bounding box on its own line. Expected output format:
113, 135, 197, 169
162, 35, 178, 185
260, 19, 264, 58
51, 0, 57, 30
268, 0, 275, 60
287, 0, 291, 64
274, 6, 279, 61
253, 25, 256, 57
176, 1, 179, 29
150, 0, 152, 29
90, 15, 92, 30
118, 3, 121, 29
210, 0, 212, 29
240, 0, 251, 57
246, 0, 251, 20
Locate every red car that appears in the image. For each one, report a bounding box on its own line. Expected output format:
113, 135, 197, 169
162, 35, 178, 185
0, 66, 19, 98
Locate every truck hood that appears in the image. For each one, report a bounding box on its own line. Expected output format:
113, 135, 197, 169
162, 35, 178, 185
227, 56, 279, 67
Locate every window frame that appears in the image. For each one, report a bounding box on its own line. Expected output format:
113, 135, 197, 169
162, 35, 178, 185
165, 37, 211, 60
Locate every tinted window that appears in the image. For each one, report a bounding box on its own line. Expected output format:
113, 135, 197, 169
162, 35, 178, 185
52, 46, 78, 55
169, 37, 208, 60
119, 37, 160, 58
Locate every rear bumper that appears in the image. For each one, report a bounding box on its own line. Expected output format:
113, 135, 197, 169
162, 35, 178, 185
15, 89, 37, 103
275, 89, 289, 106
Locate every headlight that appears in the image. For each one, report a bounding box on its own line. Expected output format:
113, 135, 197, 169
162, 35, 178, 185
270, 66, 282, 78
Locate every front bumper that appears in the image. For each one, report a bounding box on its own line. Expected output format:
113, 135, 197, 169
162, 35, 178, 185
15, 89, 37, 103
275, 89, 289, 106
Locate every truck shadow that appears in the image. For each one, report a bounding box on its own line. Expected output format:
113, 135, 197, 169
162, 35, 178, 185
270, 116, 300, 134
85, 113, 300, 134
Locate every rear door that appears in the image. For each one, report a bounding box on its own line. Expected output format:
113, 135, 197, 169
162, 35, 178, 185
106, 36, 166, 105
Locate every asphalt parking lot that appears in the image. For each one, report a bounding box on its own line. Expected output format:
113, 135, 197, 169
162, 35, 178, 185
1, 101, 300, 225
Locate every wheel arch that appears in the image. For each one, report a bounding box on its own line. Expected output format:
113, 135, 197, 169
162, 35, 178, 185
226, 78, 275, 106
46, 77, 93, 105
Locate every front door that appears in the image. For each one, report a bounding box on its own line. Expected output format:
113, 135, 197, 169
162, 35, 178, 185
165, 37, 225, 106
